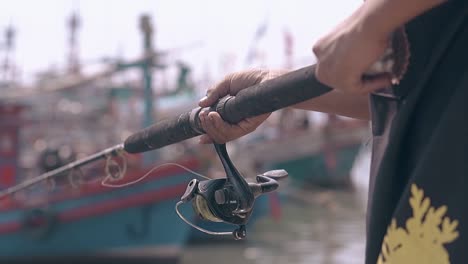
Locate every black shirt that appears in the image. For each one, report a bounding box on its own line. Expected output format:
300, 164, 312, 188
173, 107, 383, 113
366, 1, 468, 263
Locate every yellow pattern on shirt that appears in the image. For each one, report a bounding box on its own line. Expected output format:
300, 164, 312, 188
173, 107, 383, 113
377, 184, 459, 264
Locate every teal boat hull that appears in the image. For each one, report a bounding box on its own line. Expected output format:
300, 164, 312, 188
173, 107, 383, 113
0, 158, 198, 260
235, 124, 369, 189
268, 143, 362, 188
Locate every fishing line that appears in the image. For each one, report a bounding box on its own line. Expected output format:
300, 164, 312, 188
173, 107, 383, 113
104, 152, 127, 181
175, 201, 232, 236
67, 167, 85, 189
101, 161, 210, 188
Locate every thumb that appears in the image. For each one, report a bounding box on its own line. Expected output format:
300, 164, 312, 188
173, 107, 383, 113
199, 78, 231, 107
361, 73, 393, 94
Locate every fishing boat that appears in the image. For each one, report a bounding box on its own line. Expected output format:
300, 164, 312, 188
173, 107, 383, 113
0, 29, 208, 259
0, 99, 204, 263
0, 159, 199, 261
233, 112, 370, 188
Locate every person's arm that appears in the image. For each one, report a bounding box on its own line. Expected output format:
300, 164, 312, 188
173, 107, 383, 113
198, 0, 448, 143
296, 0, 448, 119
361, 0, 447, 36
313, 0, 448, 94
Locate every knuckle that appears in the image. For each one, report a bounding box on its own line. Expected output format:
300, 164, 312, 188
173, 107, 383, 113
208, 89, 219, 99
312, 45, 320, 56
312, 41, 323, 56
205, 88, 213, 95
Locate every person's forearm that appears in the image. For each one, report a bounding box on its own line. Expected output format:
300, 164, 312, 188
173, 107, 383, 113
358, 0, 448, 37
306, 0, 448, 119
294, 0, 447, 120
292, 91, 370, 120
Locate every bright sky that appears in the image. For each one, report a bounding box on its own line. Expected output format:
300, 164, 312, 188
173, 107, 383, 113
0, 0, 361, 86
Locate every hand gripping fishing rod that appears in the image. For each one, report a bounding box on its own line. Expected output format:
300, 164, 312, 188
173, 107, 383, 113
123, 25, 410, 153
123, 64, 331, 153
123, 64, 332, 239
0, 64, 332, 239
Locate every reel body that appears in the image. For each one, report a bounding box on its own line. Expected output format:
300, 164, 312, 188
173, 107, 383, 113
176, 143, 287, 240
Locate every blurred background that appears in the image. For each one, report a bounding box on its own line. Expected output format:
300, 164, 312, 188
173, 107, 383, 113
0, 0, 372, 263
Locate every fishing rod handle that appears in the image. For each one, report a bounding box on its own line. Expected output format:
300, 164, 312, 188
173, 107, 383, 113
124, 64, 332, 153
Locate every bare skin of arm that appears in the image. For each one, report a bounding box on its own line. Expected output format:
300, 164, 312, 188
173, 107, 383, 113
199, 0, 448, 144
275, 0, 448, 120
293, 0, 448, 120
313, 0, 448, 94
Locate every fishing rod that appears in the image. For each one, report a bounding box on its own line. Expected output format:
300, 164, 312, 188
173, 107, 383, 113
1, 64, 329, 197
123, 64, 331, 153
1, 64, 332, 239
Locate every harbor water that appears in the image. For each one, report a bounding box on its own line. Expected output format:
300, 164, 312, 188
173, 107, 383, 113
181, 189, 367, 264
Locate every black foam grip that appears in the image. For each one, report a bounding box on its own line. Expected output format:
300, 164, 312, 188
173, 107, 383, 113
124, 64, 332, 153
124, 112, 200, 153
217, 65, 332, 123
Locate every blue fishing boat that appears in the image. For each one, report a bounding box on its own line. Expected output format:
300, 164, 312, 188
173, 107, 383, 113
0, 94, 200, 262
0, 110, 199, 260
0, 12, 248, 262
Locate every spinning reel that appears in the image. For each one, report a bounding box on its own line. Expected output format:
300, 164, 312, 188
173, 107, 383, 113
175, 143, 287, 240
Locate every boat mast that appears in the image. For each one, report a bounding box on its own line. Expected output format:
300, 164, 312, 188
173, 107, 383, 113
139, 15, 157, 164
139, 15, 154, 131
1, 24, 15, 83
67, 10, 81, 75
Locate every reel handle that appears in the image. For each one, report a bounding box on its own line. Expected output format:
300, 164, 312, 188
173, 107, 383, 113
258, 169, 288, 181
249, 169, 289, 197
